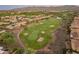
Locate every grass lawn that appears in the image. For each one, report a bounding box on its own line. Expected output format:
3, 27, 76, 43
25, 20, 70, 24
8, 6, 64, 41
20, 17, 61, 53
0, 32, 19, 51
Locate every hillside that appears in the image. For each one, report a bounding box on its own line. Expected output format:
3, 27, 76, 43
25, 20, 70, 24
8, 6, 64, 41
11, 5, 79, 12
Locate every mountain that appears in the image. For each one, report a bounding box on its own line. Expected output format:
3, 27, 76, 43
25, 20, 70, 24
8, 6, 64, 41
11, 5, 79, 12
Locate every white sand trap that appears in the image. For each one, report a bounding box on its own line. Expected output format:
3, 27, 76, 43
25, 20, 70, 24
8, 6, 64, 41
56, 17, 62, 19
39, 22, 43, 25
24, 33, 28, 36
50, 25, 55, 28
37, 37, 44, 42
41, 31, 45, 34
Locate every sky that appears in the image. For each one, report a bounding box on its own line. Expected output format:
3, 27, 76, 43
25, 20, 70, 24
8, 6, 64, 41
0, 0, 79, 5
0, 5, 26, 10
0, 0, 79, 10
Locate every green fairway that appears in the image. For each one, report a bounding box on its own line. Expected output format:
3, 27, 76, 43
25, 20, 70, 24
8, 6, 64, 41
20, 17, 61, 52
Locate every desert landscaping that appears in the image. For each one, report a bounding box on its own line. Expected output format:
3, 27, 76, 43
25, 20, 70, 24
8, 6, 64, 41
0, 5, 79, 54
